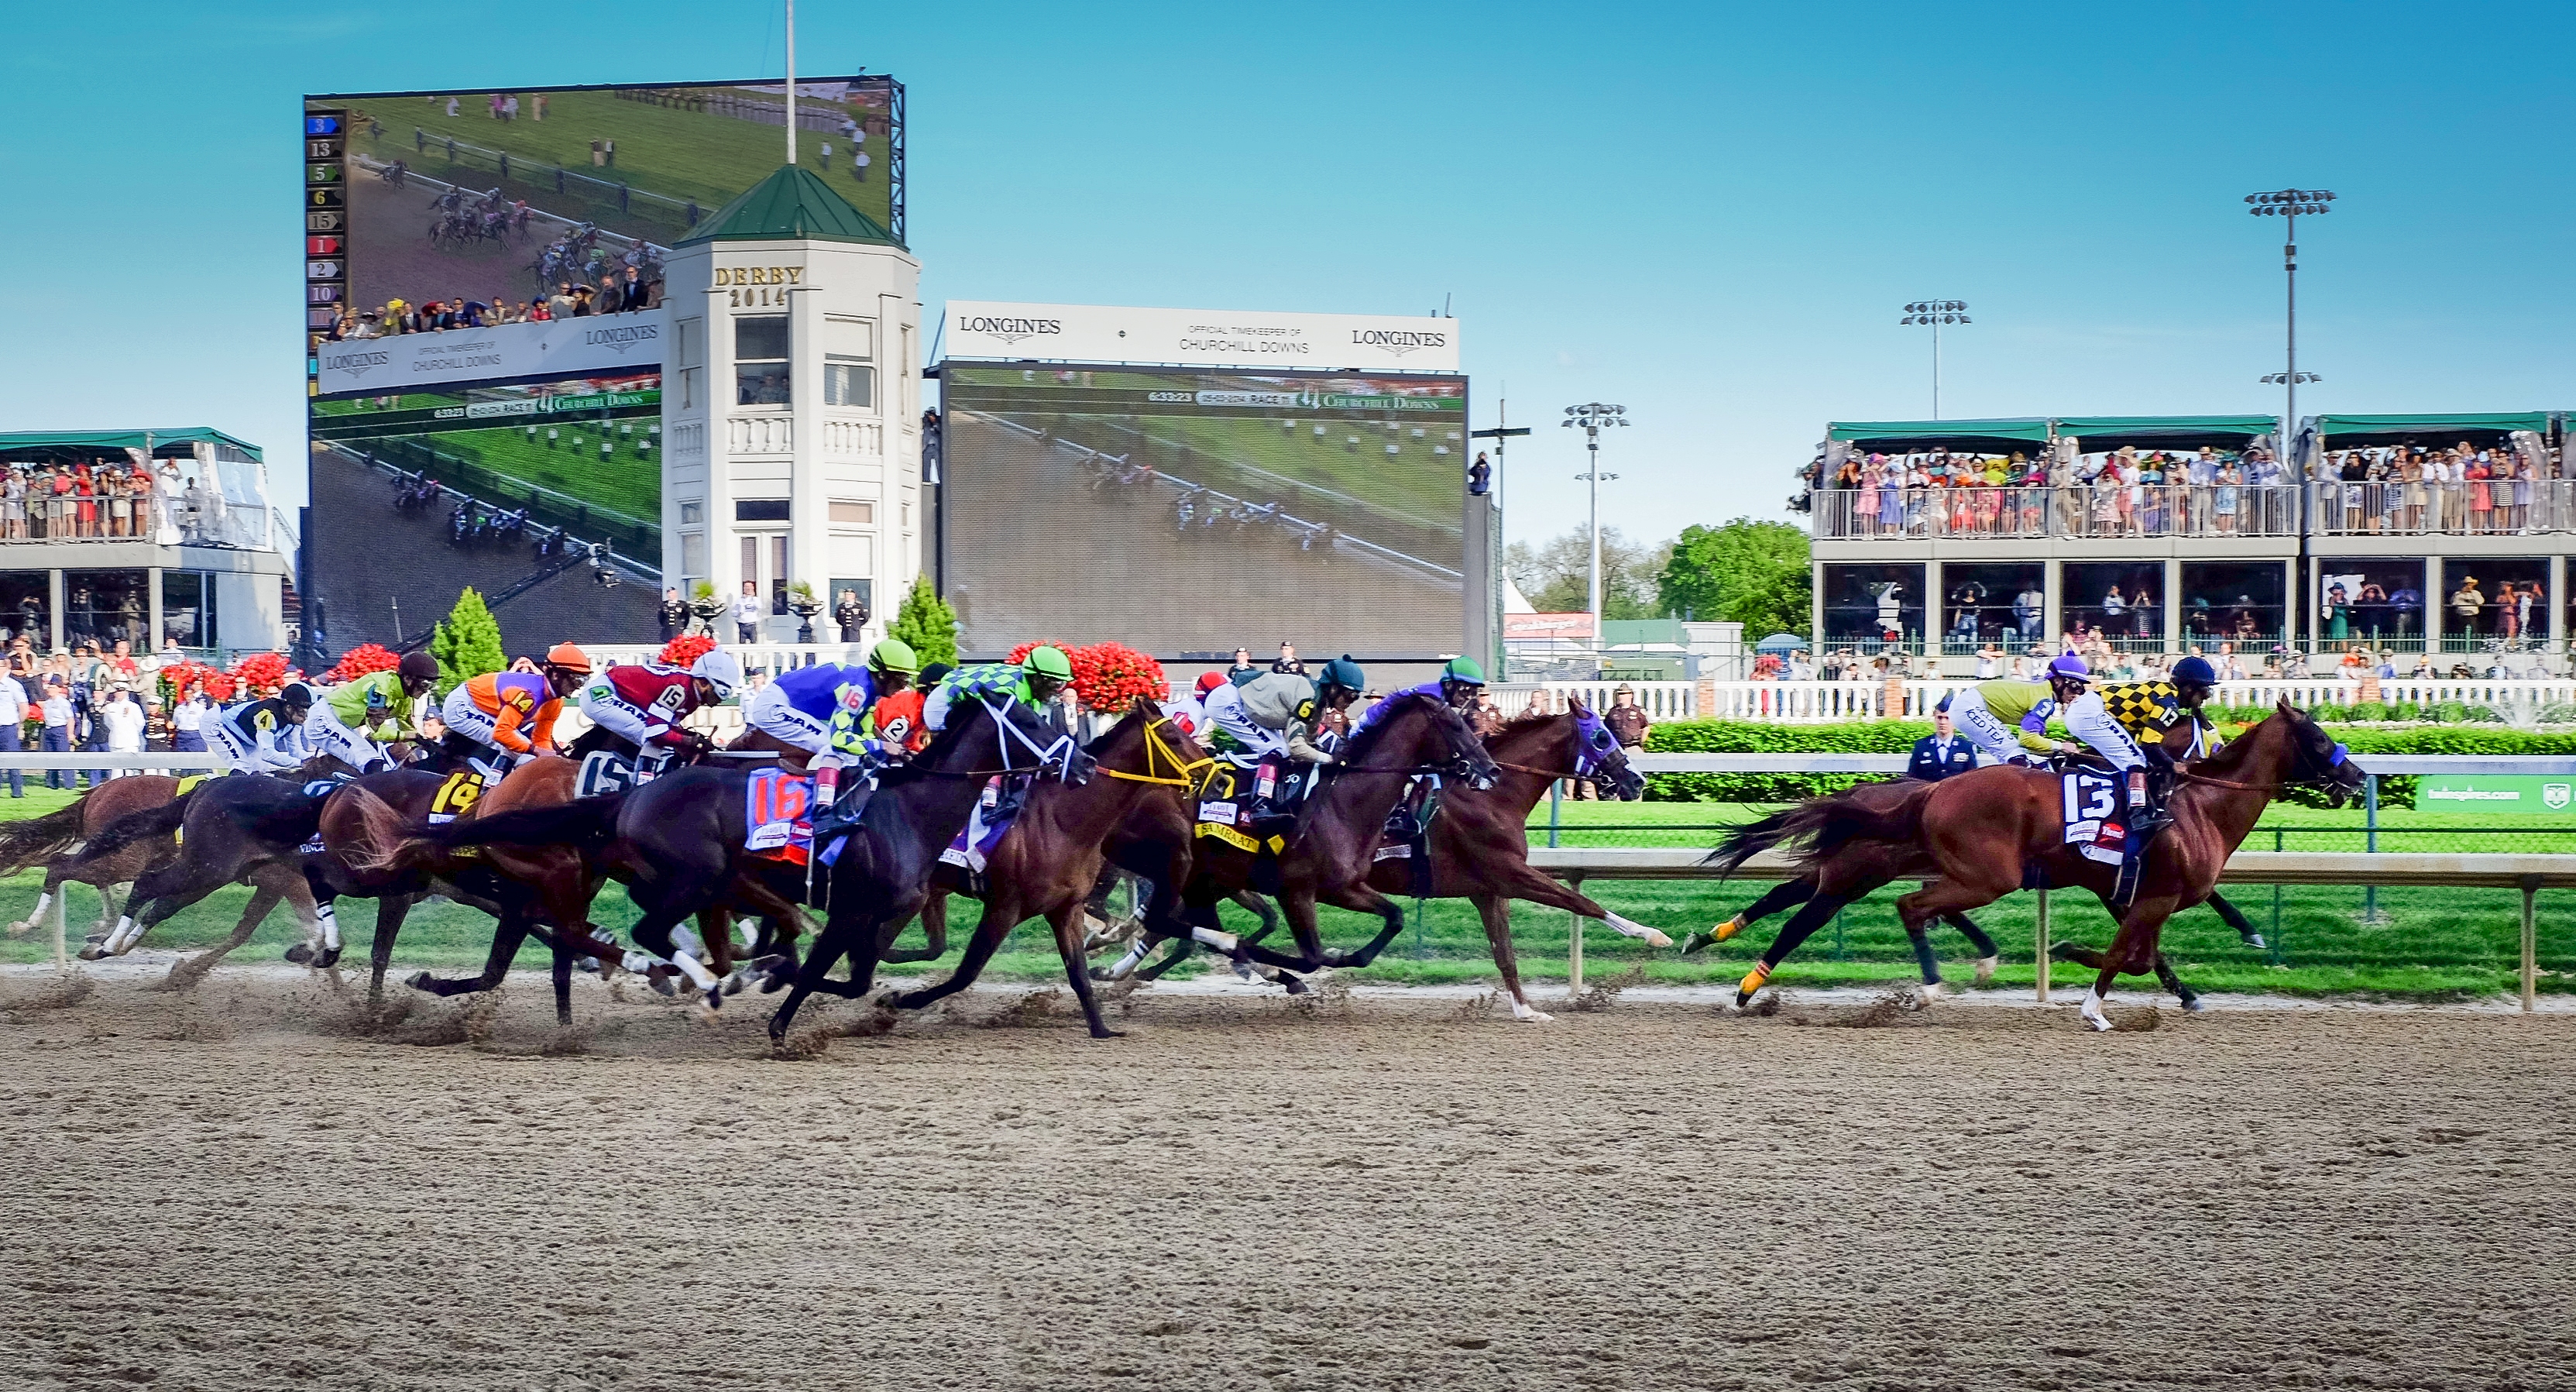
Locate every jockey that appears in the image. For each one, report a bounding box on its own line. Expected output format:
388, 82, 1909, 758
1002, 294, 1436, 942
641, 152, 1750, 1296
575, 647, 742, 768
2083, 653, 2222, 823
1355, 655, 1483, 732
310, 651, 440, 772
441, 643, 592, 779
206, 681, 318, 775
820, 638, 923, 765
811, 644, 1071, 838
1169, 670, 1231, 736
1943, 655, 2091, 768
739, 638, 917, 765
1202, 656, 1364, 820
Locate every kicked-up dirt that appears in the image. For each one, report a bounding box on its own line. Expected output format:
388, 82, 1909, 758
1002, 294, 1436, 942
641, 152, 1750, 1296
0, 968, 2570, 1390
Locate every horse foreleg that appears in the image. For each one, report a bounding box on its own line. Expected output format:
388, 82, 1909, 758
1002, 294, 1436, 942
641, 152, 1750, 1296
1942, 911, 2002, 985
879, 889, 953, 964
888, 898, 1019, 1012
2204, 891, 2265, 948
1484, 859, 1674, 950
162, 884, 282, 992
1049, 905, 1121, 1040
2083, 895, 2180, 1033
1231, 889, 1283, 946
367, 895, 414, 1003
1468, 894, 1548, 1023
1310, 883, 1408, 970
408, 909, 530, 999
551, 940, 575, 1025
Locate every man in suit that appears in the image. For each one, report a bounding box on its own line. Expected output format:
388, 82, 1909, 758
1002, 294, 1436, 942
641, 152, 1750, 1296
1906, 704, 1979, 782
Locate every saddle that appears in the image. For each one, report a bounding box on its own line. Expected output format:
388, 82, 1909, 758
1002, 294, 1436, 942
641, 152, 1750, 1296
2054, 765, 2162, 909
1194, 763, 1287, 857
575, 750, 639, 799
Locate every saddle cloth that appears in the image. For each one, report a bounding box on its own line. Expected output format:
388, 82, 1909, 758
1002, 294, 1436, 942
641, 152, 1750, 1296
427, 768, 484, 826
744, 767, 815, 864
1193, 761, 1286, 856
2059, 768, 2128, 866
938, 782, 1019, 875
576, 750, 638, 799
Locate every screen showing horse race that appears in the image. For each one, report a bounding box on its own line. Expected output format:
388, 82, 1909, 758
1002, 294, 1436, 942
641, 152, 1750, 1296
301, 77, 902, 342
936, 364, 1470, 659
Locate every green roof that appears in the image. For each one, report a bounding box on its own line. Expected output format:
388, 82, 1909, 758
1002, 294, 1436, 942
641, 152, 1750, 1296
2311, 412, 2549, 441
0, 428, 261, 462
2053, 415, 2279, 451
1828, 418, 2051, 454
676, 164, 898, 249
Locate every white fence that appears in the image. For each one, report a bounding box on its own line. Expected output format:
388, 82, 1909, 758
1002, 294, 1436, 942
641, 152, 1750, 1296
1490, 681, 1697, 720
1697, 678, 2576, 722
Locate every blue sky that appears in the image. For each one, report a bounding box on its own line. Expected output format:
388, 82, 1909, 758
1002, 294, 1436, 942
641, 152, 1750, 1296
2, 2, 2570, 546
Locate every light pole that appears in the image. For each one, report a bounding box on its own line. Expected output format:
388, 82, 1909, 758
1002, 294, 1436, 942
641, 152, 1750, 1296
2247, 188, 2332, 452
1563, 404, 1627, 653
1900, 300, 1970, 418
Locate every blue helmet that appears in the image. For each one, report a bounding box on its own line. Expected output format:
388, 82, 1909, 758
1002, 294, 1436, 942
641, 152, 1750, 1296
2171, 655, 2217, 687
2045, 653, 2092, 685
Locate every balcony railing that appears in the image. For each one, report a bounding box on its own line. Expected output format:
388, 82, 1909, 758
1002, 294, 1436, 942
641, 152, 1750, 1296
1812, 485, 2301, 540
2310, 479, 2567, 537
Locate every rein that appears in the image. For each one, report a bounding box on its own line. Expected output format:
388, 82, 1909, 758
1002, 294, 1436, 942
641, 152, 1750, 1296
2176, 739, 2351, 794
1097, 717, 1216, 793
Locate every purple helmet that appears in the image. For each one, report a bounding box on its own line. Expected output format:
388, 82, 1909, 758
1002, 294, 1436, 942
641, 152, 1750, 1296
2045, 653, 2093, 685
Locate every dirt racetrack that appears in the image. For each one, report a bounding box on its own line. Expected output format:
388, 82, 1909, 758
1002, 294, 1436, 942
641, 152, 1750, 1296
2, 971, 2571, 1391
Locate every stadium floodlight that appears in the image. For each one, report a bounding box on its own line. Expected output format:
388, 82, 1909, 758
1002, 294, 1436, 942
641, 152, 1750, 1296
2246, 187, 2334, 457
1562, 404, 1630, 651
1898, 300, 1970, 419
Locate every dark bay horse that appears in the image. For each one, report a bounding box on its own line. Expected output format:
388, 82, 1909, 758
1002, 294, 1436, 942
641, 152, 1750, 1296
65, 775, 336, 986
1, 775, 194, 947
1709, 702, 2361, 1030
879, 699, 1214, 1037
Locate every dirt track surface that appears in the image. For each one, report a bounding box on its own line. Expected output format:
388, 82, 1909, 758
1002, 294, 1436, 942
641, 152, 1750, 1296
2, 973, 2571, 1391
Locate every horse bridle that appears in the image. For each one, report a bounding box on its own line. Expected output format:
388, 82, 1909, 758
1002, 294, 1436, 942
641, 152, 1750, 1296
2176, 738, 2353, 794
1097, 714, 1217, 796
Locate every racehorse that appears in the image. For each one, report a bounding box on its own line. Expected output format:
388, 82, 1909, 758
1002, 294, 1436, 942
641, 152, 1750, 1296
64, 775, 335, 988
1706, 702, 2361, 1030
1105, 693, 1502, 981
877, 699, 1213, 1038
1695, 720, 2277, 1004
1123, 703, 1672, 1021
0, 775, 192, 947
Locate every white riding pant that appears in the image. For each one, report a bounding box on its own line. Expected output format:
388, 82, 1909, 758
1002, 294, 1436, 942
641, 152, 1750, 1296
306, 702, 392, 771
1943, 687, 2032, 768
204, 720, 300, 775
2059, 693, 2146, 773
742, 682, 830, 754
576, 690, 671, 753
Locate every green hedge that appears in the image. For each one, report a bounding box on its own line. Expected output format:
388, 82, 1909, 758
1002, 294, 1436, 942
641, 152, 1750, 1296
1640, 719, 2576, 806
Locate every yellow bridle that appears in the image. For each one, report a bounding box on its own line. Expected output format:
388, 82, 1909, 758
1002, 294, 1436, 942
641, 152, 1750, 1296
1097, 715, 1217, 795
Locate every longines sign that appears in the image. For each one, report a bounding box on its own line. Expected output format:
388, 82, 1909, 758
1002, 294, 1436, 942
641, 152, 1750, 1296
314, 311, 666, 395
943, 301, 1460, 373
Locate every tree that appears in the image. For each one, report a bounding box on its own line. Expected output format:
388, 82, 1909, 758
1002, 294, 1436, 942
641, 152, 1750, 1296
1504, 526, 1671, 620
428, 586, 506, 701
1657, 518, 1811, 638
888, 576, 960, 668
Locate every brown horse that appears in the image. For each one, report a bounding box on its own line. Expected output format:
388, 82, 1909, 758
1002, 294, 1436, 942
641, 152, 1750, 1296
1100, 693, 1503, 981
64, 775, 334, 988
877, 699, 1214, 1037
1709, 702, 2361, 1029
0, 775, 193, 947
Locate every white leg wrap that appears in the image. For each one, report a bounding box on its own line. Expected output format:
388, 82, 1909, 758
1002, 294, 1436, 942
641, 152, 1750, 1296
1187, 926, 1239, 954
620, 949, 661, 975
1602, 912, 1674, 949
1101, 941, 1150, 980
1509, 995, 1554, 1023
2080, 986, 2112, 1032
21, 892, 51, 929
671, 922, 708, 958
671, 949, 721, 992
315, 902, 342, 951
107, 915, 141, 954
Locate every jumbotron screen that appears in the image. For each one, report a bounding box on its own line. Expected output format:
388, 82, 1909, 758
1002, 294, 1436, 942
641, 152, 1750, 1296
937, 365, 1469, 658
301, 77, 902, 336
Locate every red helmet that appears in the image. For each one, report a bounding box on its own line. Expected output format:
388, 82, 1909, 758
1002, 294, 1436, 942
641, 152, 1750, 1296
544, 642, 592, 674
1195, 672, 1228, 696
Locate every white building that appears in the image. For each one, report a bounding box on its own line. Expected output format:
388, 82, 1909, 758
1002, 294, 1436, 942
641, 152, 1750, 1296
658, 166, 922, 642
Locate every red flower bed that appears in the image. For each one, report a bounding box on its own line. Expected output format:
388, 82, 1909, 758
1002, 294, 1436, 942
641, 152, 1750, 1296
658, 634, 717, 667
1006, 639, 1170, 713
229, 651, 293, 696
323, 642, 400, 684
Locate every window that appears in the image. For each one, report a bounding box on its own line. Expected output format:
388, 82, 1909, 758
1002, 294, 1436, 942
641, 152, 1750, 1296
678, 500, 702, 526
825, 358, 874, 407
675, 318, 703, 411
733, 499, 791, 522
734, 314, 790, 405
828, 500, 873, 524
825, 317, 874, 409
678, 531, 706, 579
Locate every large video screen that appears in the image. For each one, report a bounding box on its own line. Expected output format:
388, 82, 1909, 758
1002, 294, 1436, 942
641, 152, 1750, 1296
302, 77, 902, 339
938, 365, 1468, 658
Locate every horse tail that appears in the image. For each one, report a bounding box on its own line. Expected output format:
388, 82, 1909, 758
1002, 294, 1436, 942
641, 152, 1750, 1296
333, 785, 426, 877
431, 792, 627, 852
1701, 780, 1930, 878
0, 800, 93, 878
77, 795, 197, 866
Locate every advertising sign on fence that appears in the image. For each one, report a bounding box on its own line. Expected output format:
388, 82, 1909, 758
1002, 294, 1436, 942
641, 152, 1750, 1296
2418, 775, 2576, 813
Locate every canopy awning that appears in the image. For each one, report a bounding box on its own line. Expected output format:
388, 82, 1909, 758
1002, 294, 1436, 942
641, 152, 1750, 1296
2309, 413, 2550, 449
1826, 418, 2050, 456
2053, 415, 2278, 453
0, 428, 263, 463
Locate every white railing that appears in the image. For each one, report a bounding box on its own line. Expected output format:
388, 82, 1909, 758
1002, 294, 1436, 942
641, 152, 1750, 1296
1490, 681, 1696, 720
1694, 678, 2576, 721
1812, 484, 2301, 541
2310, 479, 2567, 537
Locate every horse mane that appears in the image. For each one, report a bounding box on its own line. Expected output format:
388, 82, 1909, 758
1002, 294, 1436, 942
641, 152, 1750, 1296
1340, 692, 1449, 766
875, 696, 1006, 787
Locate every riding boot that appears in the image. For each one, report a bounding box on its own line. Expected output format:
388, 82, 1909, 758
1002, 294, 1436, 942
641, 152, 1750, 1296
809, 778, 875, 840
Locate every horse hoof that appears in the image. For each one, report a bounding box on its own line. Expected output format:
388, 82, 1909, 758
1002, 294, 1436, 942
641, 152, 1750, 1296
404, 971, 434, 992
647, 972, 678, 998
1087, 1027, 1127, 1040
1918, 981, 1945, 1004
2242, 933, 2268, 950
1973, 955, 2000, 986
4, 920, 29, 937
2182, 997, 2207, 1013
1642, 928, 1674, 950
1511, 1006, 1554, 1024
283, 943, 313, 965
2081, 1009, 2114, 1033
314, 947, 343, 970
76, 940, 107, 962
1279, 974, 1310, 996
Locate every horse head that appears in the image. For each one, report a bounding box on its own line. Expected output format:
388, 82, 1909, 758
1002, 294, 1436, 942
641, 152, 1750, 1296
1563, 697, 1646, 801
926, 689, 1094, 786
1348, 693, 1499, 790
2275, 698, 2365, 806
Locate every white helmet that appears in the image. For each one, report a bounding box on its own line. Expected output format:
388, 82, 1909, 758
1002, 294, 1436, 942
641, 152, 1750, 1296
690, 648, 745, 699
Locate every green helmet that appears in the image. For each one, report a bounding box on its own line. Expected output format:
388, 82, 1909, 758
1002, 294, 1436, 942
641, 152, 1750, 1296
1317, 655, 1365, 693
869, 637, 920, 675
1022, 644, 1074, 682
1441, 656, 1487, 688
